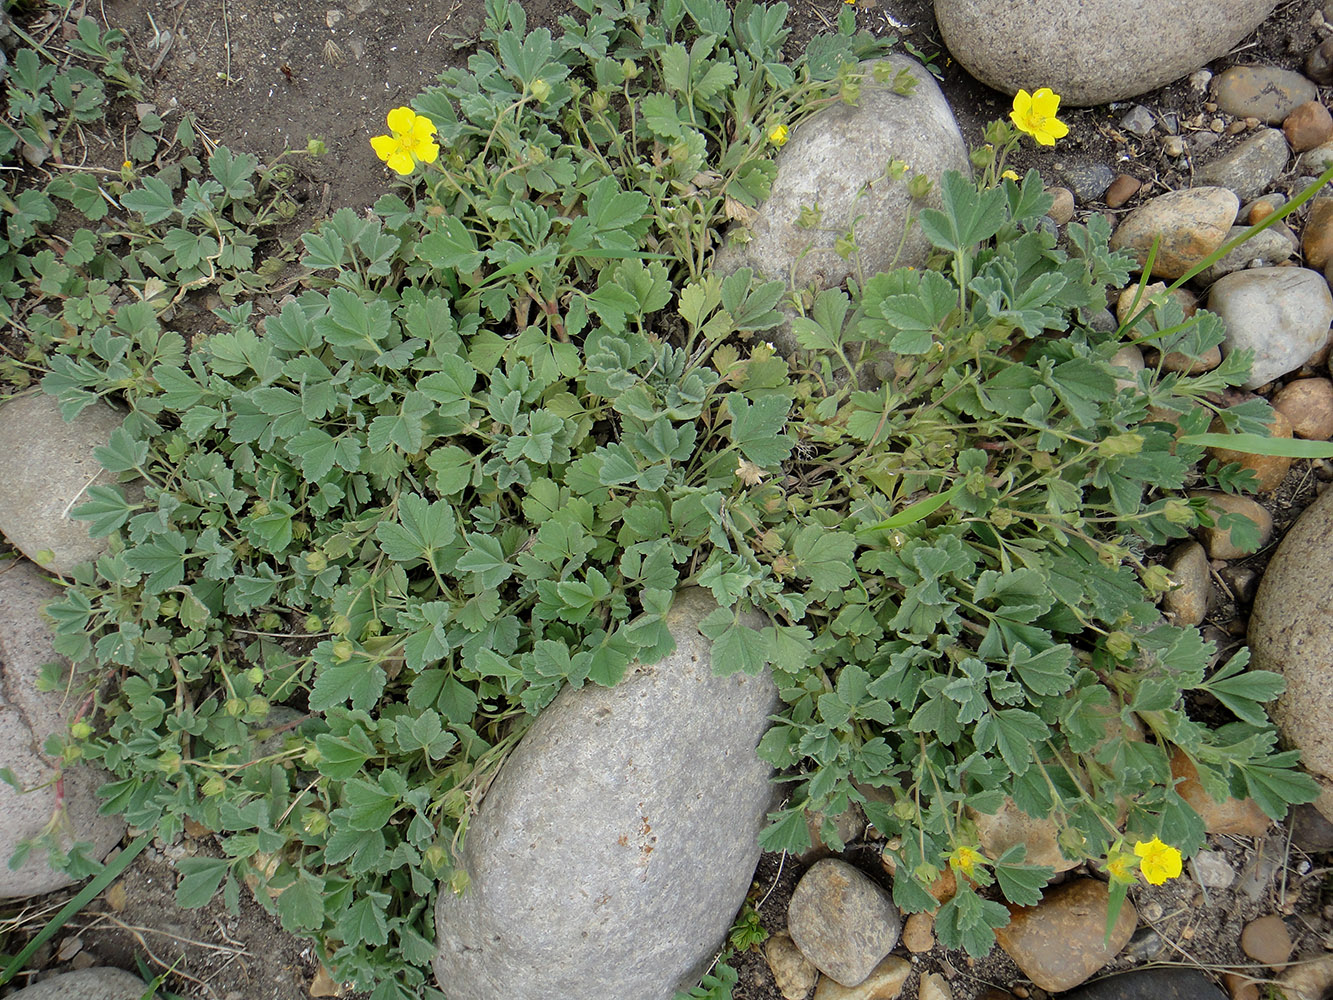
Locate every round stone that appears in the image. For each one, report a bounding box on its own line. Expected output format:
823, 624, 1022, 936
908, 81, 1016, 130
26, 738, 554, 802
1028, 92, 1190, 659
787, 859, 901, 988
1206, 267, 1333, 389
1109, 187, 1238, 280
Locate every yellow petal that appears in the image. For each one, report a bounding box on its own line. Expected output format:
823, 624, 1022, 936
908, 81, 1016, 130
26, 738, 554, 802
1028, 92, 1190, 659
370, 134, 397, 162
1031, 87, 1061, 117
410, 115, 437, 142
386, 150, 416, 175
386, 106, 416, 135
412, 138, 440, 164
1044, 117, 1070, 140
1033, 129, 1056, 147
1011, 89, 1032, 117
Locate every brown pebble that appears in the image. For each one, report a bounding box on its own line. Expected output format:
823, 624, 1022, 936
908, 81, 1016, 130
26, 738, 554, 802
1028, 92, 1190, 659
1226, 119, 1249, 136
1046, 187, 1075, 225
1285, 100, 1333, 152
1308, 36, 1333, 86
1241, 914, 1294, 966
1272, 378, 1333, 439
902, 911, 935, 953
1305, 197, 1333, 271
1104, 174, 1141, 208
1225, 972, 1261, 1000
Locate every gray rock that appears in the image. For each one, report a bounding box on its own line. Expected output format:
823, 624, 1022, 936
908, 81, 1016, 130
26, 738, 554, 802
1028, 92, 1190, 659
4, 968, 151, 1000
1060, 969, 1228, 1000
1057, 163, 1114, 204
432, 588, 780, 1000
787, 859, 900, 988
1250, 484, 1333, 821
1193, 225, 1294, 285
0, 393, 136, 577
1206, 267, 1333, 388
1214, 66, 1318, 124
713, 54, 968, 358
1296, 139, 1333, 175
1195, 129, 1290, 203
1289, 801, 1333, 852
0, 562, 126, 897
933, 0, 1277, 106
1191, 849, 1236, 888
1279, 955, 1333, 1000
1121, 105, 1158, 137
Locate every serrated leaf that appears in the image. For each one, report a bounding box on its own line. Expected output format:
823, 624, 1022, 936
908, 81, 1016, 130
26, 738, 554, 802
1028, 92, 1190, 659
119, 176, 176, 224
175, 857, 231, 908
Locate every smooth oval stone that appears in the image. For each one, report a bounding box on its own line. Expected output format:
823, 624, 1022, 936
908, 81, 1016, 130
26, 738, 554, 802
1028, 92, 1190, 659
1109, 187, 1238, 281
787, 859, 901, 987
994, 879, 1137, 992
0, 393, 132, 577
933, 0, 1277, 106
1250, 485, 1333, 821
432, 588, 780, 1000
713, 54, 968, 358
1194, 225, 1294, 285
1162, 541, 1211, 627
1060, 968, 1229, 1000
4, 968, 150, 1000
1206, 267, 1333, 389
1214, 66, 1318, 124
0, 563, 126, 897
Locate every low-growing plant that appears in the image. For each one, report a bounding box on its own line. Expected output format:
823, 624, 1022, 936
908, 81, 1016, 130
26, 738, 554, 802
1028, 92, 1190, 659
5, 0, 1327, 995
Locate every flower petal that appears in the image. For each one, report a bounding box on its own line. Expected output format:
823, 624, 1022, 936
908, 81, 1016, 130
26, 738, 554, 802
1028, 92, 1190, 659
410, 115, 437, 142
1033, 129, 1056, 147
1044, 118, 1070, 141
386, 150, 416, 175
1011, 89, 1032, 117
386, 106, 416, 135
370, 134, 397, 162
412, 138, 440, 164
1031, 88, 1061, 117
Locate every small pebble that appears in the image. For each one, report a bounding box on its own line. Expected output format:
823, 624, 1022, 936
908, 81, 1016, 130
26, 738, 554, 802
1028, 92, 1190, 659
1058, 162, 1114, 203
1240, 914, 1294, 967
1121, 105, 1157, 136
901, 911, 935, 954
1214, 65, 1318, 124
1284, 100, 1333, 152
1163, 135, 1186, 158
1046, 187, 1075, 225
1272, 378, 1333, 440
1104, 174, 1141, 208
1307, 36, 1333, 86
1191, 849, 1235, 888
1245, 193, 1287, 224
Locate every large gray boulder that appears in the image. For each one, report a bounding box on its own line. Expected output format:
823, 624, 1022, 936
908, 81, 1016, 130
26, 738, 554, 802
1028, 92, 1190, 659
433, 588, 780, 1000
1250, 484, 1333, 821
0, 393, 134, 576
714, 54, 968, 356
934, 0, 1278, 106
5, 968, 152, 1000
0, 562, 125, 897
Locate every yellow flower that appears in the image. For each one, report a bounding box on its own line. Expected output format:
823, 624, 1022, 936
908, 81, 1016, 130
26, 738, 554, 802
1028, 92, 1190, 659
1009, 88, 1069, 147
769, 124, 790, 147
948, 845, 985, 877
370, 107, 440, 176
1134, 837, 1183, 885
1001, 169, 1020, 181
1104, 849, 1137, 885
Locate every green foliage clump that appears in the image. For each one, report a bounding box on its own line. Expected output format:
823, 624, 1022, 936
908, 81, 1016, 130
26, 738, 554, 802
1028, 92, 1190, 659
3, 0, 1324, 994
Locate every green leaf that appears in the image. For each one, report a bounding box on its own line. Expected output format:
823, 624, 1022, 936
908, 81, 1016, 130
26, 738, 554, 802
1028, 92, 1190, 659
276, 869, 327, 932
698, 608, 768, 676
208, 146, 258, 199
918, 171, 1006, 253
343, 777, 400, 831
974, 709, 1047, 774
725, 392, 793, 466
339, 891, 390, 947
418, 216, 484, 273
376, 494, 458, 564
122, 533, 188, 593
309, 655, 387, 713
456, 533, 513, 588
790, 525, 858, 592
992, 846, 1052, 906
315, 730, 375, 780
758, 803, 813, 854
119, 176, 177, 224
935, 886, 1010, 958
71, 485, 137, 537
94, 426, 148, 474
175, 857, 231, 908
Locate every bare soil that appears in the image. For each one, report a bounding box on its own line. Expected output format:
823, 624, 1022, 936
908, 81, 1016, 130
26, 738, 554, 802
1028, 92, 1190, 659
4, 0, 1333, 998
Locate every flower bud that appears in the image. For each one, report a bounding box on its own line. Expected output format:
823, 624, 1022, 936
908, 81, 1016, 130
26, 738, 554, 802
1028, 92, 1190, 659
529, 78, 552, 103
1163, 499, 1194, 525
304, 614, 324, 633
1141, 564, 1175, 597
245, 666, 264, 686
246, 696, 269, 718
621, 58, 640, 79
330, 613, 352, 636
907, 174, 933, 199
225, 697, 247, 717
70, 721, 94, 740
590, 90, 609, 113
203, 776, 227, 796
301, 810, 330, 836
1105, 631, 1135, 659
257, 612, 283, 632
332, 640, 355, 663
